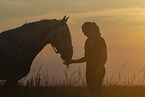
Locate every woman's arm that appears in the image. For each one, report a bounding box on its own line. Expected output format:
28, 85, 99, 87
64, 56, 87, 65
71, 57, 87, 63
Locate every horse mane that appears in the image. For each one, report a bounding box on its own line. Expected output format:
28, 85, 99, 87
0, 19, 58, 37
21, 19, 57, 28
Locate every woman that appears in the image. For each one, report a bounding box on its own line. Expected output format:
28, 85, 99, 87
64, 22, 107, 97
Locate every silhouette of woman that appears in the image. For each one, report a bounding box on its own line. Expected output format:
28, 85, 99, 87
64, 22, 107, 97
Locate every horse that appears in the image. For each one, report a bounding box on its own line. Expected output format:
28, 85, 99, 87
0, 16, 73, 85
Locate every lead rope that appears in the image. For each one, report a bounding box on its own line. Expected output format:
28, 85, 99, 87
51, 45, 59, 54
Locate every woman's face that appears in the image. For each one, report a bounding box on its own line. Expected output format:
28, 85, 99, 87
82, 28, 96, 38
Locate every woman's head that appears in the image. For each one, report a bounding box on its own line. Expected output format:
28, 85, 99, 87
82, 22, 101, 37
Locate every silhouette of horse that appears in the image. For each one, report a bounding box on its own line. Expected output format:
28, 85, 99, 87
0, 16, 73, 85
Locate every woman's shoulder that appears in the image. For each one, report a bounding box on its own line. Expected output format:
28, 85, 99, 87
95, 36, 107, 46
96, 36, 104, 40
96, 36, 105, 42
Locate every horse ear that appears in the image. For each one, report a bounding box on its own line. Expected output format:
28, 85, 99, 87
62, 15, 69, 22
62, 15, 67, 21
65, 17, 69, 22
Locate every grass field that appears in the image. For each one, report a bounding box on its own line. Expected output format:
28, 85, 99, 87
1, 85, 145, 97
1, 67, 145, 97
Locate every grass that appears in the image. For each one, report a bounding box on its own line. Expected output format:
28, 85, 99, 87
1, 64, 145, 97
1, 85, 145, 97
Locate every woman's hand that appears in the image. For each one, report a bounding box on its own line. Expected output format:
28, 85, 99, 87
63, 59, 73, 67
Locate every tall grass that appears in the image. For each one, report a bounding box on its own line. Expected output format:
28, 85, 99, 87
19, 67, 86, 87
1, 64, 145, 87
21, 64, 145, 87
1, 64, 145, 97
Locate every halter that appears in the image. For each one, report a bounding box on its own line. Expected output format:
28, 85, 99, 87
49, 17, 73, 54
51, 44, 73, 54
50, 30, 73, 54
52, 45, 59, 54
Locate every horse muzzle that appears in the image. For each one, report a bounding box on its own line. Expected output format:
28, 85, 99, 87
60, 48, 73, 61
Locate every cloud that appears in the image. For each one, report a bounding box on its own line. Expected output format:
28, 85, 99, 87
0, 0, 34, 6
1, 2, 145, 31
1, 0, 145, 27
68, 7, 145, 23
0, 1, 45, 22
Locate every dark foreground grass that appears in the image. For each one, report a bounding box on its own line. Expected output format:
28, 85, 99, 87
102, 86, 145, 97
1, 65, 145, 97
1, 86, 145, 97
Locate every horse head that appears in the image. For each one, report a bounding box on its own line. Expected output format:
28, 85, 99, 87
50, 16, 73, 61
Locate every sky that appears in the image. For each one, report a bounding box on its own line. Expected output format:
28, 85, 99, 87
1, 0, 145, 83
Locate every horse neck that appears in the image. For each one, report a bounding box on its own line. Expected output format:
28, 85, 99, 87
24, 23, 52, 55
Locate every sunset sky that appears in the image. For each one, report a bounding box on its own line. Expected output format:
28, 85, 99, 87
1, 0, 145, 82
